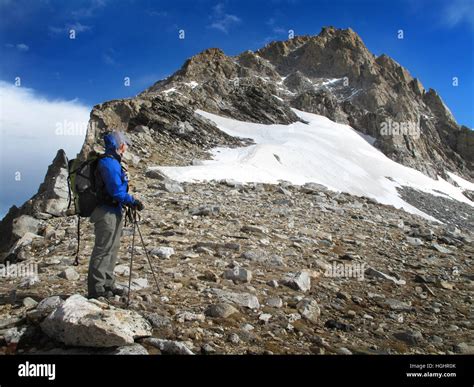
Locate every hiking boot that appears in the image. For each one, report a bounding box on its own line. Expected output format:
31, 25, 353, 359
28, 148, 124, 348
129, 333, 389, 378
88, 290, 114, 300
106, 287, 126, 297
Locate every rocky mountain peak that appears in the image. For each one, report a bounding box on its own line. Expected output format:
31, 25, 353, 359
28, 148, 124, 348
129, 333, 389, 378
140, 27, 473, 180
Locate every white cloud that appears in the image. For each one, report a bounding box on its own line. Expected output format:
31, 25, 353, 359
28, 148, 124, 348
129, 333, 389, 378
0, 81, 89, 156
442, 0, 474, 29
208, 3, 241, 33
147, 10, 168, 17
102, 48, 117, 65
0, 81, 90, 216
71, 0, 108, 18
5, 43, 29, 51
16, 43, 29, 51
49, 22, 92, 36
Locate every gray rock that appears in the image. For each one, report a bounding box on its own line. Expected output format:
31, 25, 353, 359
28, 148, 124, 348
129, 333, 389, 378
283, 271, 311, 292
189, 205, 220, 216
336, 347, 353, 355
297, 298, 321, 323
301, 182, 328, 194
223, 267, 252, 283
114, 264, 130, 276
18, 275, 40, 289
40, 294, 152, 347
122, 151, 141, 166
241, 250, 267, 262
59, 267, 80, 281
145, 168, 169, 181
211, 289, 260, 309
116, 277, 149, 291
159, 181, 184, 193
3, 326, 27, 345
268, 255, 285, 266
32, 150, 70, 216
365, 267, 406, 285
27, 296, 64, 321
22, 297, 38, 310
406, 237, 424, 247
201, 343, 216, 354
205, 303, 239, 318
431, 243, 453, 254
383, 298, 413, 312
393, 330, 423, 346
38, 295, 64, 310
241, 225, 268, 236
149, 246, 175, 259
144, 313, 172, 329
12, 215, 40, 239
8, 232, 43, 256
0, 316, 24, 329
134, 125, 150, 133
228, 333, 240, 344
265, 297, 283, 308
108, 344, 149, 355
453, 342, 474, 354
142, 338, 194, 355
176, 311, 205, 323
220, 178, 242, 188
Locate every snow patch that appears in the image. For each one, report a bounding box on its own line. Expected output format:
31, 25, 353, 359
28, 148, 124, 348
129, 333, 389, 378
153, 109, 473, 220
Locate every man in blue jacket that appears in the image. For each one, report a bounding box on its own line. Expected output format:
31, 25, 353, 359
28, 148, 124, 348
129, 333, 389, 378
88, 131, 144, 299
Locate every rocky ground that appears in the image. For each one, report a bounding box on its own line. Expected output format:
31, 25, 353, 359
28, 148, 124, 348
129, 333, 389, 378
1, 170, 473, 355
397, 186, 474, 230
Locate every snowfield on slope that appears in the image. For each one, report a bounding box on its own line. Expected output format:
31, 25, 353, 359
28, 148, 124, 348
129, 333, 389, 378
153, 109, 473, 220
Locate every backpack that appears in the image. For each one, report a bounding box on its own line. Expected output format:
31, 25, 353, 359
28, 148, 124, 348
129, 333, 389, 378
66, 153, 115, 265
67, 154, 113, 217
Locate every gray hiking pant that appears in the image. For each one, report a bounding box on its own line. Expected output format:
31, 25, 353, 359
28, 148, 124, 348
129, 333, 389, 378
88, 206, 123, 297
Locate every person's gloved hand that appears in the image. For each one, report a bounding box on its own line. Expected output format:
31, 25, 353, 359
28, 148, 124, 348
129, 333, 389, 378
134, 199, 145, 211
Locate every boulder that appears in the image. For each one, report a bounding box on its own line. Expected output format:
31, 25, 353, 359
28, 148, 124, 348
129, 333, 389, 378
40, 295, 152, 347
11, 216, 41, 240
223, 267, 252, 283
211, 289, 260, 309
283, 271, 311, 292
297, 299, 321, 323
205, 303, 239, 318
149, 246, 175, 259
58, 267, 80, 281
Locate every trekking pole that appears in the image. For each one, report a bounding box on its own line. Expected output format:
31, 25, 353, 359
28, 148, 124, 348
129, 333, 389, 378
132, 208, 161, 294
126, 207, 136, 307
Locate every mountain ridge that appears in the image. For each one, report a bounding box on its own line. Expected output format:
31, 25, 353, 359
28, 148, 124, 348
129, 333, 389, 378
142, 26, 473, 180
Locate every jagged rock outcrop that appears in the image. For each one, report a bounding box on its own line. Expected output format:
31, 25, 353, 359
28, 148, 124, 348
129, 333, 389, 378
79, 94, 253, 163
0, 150, 69, 259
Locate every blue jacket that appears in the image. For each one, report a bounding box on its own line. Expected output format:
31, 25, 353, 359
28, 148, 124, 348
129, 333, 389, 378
97, 133, 136, 215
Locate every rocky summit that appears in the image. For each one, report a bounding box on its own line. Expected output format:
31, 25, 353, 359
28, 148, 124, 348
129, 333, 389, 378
0, 27, 473, 355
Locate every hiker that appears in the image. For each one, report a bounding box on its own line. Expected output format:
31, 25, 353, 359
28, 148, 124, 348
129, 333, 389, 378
87, 131, 144, 299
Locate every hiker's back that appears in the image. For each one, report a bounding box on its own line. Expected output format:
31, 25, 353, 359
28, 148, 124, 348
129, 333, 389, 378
95, 153, 132, 214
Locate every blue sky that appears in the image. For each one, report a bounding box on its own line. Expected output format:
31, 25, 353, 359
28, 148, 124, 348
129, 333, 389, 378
0, 0, 473, 218
1, 0, 473, 125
